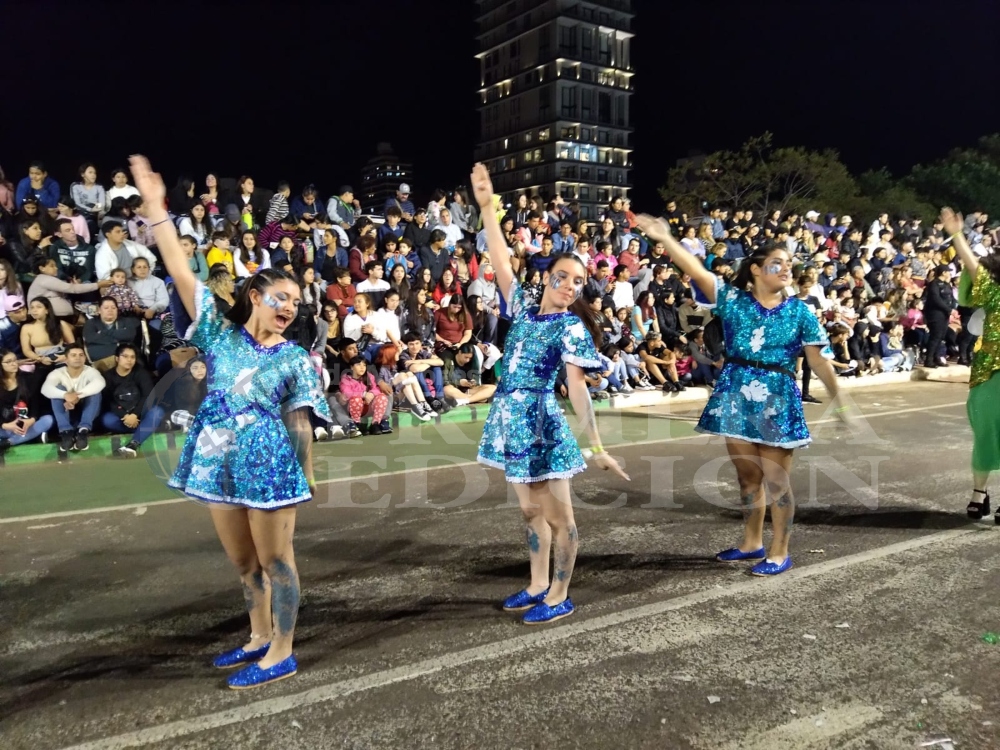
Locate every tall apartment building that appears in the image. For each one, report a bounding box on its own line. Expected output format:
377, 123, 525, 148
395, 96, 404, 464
360, 142, 413, 215
474, 0, 634, 220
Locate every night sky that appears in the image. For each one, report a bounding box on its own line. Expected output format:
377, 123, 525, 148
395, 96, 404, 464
4, 0, 996, 209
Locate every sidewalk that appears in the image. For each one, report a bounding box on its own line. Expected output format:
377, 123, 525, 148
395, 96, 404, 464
0, 365, 969, 467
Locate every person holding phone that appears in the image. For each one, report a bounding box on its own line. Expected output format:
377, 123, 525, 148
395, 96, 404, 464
0, 348, 54, 450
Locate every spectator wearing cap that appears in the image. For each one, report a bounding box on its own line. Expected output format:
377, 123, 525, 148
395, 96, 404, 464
14, 161, 60, 209
327, 186, 361, 230
384, 184, 415, 223
27, 256, 110, 318
0, 296, 28, 355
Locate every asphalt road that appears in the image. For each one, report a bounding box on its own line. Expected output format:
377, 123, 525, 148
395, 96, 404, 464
3, 382, 996, 750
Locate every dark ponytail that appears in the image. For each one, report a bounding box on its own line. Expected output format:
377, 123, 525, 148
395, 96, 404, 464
548, 253, 604, 347
225, 268, 297, 327
732, 245, 778, 291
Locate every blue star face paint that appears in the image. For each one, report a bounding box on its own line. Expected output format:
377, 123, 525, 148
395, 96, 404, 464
549, 270, 584, 301
763, 261, 784, 276
262, 293, 284, 310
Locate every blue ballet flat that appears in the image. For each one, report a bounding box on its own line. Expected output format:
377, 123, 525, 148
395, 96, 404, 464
716, 546, 766, 562
212, 642, 270, 669
227, 655, 298, 690
523, 598, 575, 625
502, 587, 549, 612
750, 557, 794, 576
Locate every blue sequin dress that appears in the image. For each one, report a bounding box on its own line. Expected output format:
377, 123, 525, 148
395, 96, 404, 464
477, 280, 602, 483
167, 282, 331, 508
696, 277, 829, 449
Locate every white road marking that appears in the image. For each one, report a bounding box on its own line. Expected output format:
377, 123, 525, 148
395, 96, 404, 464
1, 400, 966, 525
58, 528, 973, 750
720, 703, 885, 750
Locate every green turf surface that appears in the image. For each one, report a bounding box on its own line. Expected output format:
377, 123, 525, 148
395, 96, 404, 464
0, 412, 693, 519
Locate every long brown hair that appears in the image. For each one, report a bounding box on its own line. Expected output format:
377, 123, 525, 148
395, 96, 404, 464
549, 253, 603, 347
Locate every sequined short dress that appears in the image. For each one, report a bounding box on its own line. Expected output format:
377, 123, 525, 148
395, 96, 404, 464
963, 266, 1000, 472
167, 282, 331, 508
696, 277, 829, 449
477, 280, 602, 483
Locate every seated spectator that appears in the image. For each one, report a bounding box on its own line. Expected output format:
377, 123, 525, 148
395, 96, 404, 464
637, 330, 685, 392
619, 336, 655, 389
326, 267, 356, 320
631, 290, 660, 341
610, 264, 634, 312
399, 332, 446, 410
176, 203, 212, 249
41, 342, 105, 456
129, 257, 168, 329
0, 348, 54, 450
207, 265, 236, 314
357, 260, 391, 310
179, 234, 209, 282
451, 239, 479, 287
343, 293, 381, 360
15, 161, 60, 209
28, 255, 109, 320
528, 235, 557, 276
339, 355, 392, 435
105, 267, 143, 316
100, 343, 164, 458
384, 183, 415, 222
375, 290, 404, 351
419, 229, 450, 284
205, 230, 235, 277
466, 264, 499, 345
378, 206, 405, 253
671, 339, 696, 387
434, 294, 473, 360
315, 228, 349, 284
436, 208, 465, 249
82, 297, 141, 372
164, 357, 208, 431
0, 259, 25, 309
8, 219, 50, 283
348, 235, 379, 283
598, 344, 632, 394
289, 184, 323, 224
374, 343, 435, 421
443, 342, 496, 406
49, 217, 97, 282
402, 288, 436, 347
21, 296, 74, 370
71, 162, 106, 232
432, 268, 462, 307
0, 295, 28, 355
687, 328, 724, 386
95, 221, 157, 280
677, 295, 713, 333
270, 235, 302, 274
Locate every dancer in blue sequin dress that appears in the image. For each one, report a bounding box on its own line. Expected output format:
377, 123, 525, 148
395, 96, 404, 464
130, 156, 329, 690
636, 214, 850, 577
471, 164, 629, 625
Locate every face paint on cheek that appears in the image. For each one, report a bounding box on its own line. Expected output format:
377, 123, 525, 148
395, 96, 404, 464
550, 274, 583, 301
763, 261, 784, 276
261, 293, 284, 310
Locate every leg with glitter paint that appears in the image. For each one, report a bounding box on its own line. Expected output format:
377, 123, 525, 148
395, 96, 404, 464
247, 506, 299, 669
758, 444, 796, 563
537, 478, 578, 605
725, 438, 766, 552
512, 482, 552, 596
209, 506, 271, 652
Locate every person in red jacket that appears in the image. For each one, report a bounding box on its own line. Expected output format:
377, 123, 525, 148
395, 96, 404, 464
325, 267, 356, 320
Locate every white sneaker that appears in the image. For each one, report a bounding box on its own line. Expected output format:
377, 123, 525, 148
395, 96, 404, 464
422, 403, 439, 418
328, 425, 346, 440
411, 403, 432, 421
314, 426, 329, 441
620, 384, 634, 393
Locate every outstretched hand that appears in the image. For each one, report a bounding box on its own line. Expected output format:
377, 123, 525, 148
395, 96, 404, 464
594, 452, 630, 481
129, 155, 167, 207
633, 214, 672, 240
940, 207, 963, 237
470, 163, 495, 210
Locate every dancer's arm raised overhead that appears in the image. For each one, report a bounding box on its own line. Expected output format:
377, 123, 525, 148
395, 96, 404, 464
633, 214, 717, 305
470, 163, 515, 301
941, 207, 978, 276
129, 155, 198, 320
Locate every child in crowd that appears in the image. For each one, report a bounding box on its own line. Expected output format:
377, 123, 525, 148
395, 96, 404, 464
338, 355, 392, 435
106, 267, 142, 315
205, 230, 235, 277
374, 343, 437, 421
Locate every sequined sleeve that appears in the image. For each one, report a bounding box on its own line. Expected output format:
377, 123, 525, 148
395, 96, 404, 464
797, 299, 829, 347
971, 265, 1000, 311
280, 349, 333, 422
560, 316, 603, 371
707, 275, 740, 318
183, 281, 230, 350
505, 278, 532, 321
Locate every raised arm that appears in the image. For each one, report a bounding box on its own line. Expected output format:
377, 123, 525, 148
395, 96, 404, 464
941, 207, 978, 278
470, 163, 515, 301
633, 214, 717, 305
128, 156, 197, 319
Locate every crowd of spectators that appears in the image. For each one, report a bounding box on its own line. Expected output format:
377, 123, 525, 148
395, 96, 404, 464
0, 158, 994, 462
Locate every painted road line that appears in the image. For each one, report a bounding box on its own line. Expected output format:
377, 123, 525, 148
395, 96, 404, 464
3, 400, 966, 525
57, 527, 974, 750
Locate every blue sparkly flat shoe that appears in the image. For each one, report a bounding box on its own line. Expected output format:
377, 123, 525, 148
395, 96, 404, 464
716, 546, 766, 562
750, 557, 794, 576
227, 655, 298, 689
212, 642, 270, 669
502, 587, 549, 612
523, 598, 575, 625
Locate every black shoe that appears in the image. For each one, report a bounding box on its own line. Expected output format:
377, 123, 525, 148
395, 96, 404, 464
74, 429, 90, 452
969, 490, 991, 519
662, 381, 677, 393
0, 438, 11, 454
59, 430, 75, 452
377, 418, 392, 434
801, 394, 821, 404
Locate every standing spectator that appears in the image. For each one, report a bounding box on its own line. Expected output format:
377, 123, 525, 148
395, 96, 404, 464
327, 186, 361, 230
27, 256, 109, 318
923, 265, 956, 367
100, 343, 164, 458
383, 183, 415, 223
14, 161, 60, 209
129, 257, 169, 329
94, 221, 157, 280
42, 342, 105, 456
1, 347, 54, 449
82, 298, 141, 371
49, 218, 97, 283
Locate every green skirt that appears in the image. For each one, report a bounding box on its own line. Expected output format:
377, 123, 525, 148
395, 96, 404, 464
968, 372, 1000, 472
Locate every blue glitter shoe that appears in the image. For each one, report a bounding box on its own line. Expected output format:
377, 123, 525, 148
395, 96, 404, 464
523, 598, 575, 625
227, 655, 298, 689
750, 557, 794, 576
212, 642, 270, 669
502, 587, 549, 612
716, 546, 766, 562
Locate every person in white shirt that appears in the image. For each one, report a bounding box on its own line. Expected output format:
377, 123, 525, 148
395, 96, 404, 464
610, 264, 634, 312
436, 209, 465, 248
176, 204, 212, 249
105, 169, 141, 208
374, 289, 404, 350
355, 261, 391, 309
41, 343, 106, 457
128, 257, 169, 329
972, 233, 994, 257
95, 221, 157, 280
